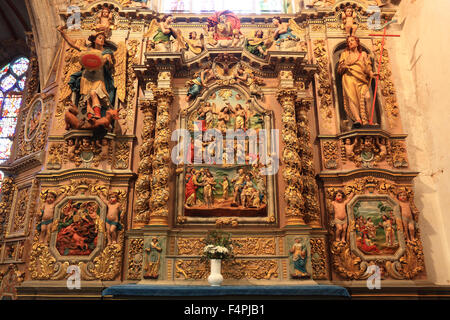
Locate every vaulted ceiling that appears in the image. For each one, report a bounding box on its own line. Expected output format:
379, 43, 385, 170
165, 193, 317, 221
0, 0, 32, 66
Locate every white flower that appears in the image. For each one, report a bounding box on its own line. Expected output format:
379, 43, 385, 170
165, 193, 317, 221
215, 246, 229, 254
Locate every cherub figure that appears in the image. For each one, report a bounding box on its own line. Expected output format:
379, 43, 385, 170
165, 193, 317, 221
77, 137, 93, 154
96, 138, 110, 161
331, 190, 354, 242
66, 138, 79, 162
36, 191, 65, 244
95, 5, 114, 36
342, 6, 358, 36
375, 137, 388, 162
100, 192, 123, 244
235, 68, 264, 98
343, 137, 358, 160
231, 29, 244, 47
396, 191, 415, 241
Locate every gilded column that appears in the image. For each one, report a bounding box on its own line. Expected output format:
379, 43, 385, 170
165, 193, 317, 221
149, 88, 173, 226
134, 99, 157, 224
297, 99, 321, 228
277, 88, 306, 226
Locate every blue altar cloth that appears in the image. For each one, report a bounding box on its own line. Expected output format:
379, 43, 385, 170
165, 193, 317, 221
102, 284, 350, 298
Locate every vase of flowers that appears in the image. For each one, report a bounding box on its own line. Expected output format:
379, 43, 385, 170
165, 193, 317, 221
202, 230, 240, 286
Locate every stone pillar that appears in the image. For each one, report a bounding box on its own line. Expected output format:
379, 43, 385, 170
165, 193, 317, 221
277, 88, 306, 226
297, 99, 321, 228
148, 87, 173, 226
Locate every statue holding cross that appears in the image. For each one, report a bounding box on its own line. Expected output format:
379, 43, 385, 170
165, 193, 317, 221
338, 36, 378, 128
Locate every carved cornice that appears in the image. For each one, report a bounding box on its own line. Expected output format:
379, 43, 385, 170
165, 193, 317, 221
318, 169, 419, 184
36, 169, 137, 184
0, 151, 45, 175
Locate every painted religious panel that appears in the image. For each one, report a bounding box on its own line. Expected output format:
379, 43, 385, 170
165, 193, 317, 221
347, 195, 406, 261
177, 86, 277, 224
184, 165, 267, 217
49, 197, 106, 260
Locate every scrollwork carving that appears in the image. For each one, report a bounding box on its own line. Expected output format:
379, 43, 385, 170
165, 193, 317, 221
127, 238, 144, 280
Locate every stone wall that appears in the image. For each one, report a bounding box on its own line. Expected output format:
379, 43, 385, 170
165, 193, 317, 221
388, 0, 450, 284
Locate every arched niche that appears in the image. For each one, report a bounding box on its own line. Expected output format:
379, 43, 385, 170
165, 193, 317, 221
332, 39, 383, 132
175, 84, 277, 227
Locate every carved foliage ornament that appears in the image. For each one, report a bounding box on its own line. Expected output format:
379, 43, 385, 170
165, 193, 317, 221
175, 259, 279, 280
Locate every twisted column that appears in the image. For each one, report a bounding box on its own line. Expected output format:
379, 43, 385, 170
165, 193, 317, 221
148, 88, 173, 226
277, 89, 306, 226
134, 100, 156, 224
297, 99, 321, 228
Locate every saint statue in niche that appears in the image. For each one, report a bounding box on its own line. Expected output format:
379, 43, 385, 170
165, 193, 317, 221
338, 36, 378, 128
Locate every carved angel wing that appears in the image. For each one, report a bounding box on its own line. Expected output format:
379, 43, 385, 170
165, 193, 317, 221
59, 40, 84, 103
288, 19, 304, 39
144, 19, 159, 39
113, 42, 127, 103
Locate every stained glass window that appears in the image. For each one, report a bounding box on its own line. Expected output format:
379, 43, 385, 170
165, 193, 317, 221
0, 56, 30, 166
161, 0, 290, 13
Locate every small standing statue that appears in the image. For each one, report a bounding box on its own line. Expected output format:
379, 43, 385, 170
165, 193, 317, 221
396, 191, 416, 241
331, 190, 354, 242
36, 191, 65, 244
99, 192, 123, 245
290, 238, 309, 279
144, 237, 163, 279
341, 6, 358, 37
338, 36, 378, 128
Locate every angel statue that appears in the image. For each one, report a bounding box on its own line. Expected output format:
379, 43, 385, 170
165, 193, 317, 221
271, 17, 303, 51
185, 68, 215, 102
57, 26, 125, 133
178, 31, 205, 60
144, 14, 181, 52
206, 11, 242, 48
245, 30, 273, 58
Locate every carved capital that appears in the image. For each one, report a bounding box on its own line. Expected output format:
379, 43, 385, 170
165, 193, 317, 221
139, 99, 157, 113
277, 89, 297, 105
154, 88, 174, 105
